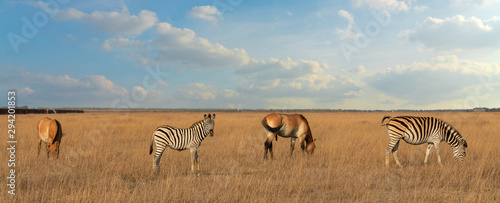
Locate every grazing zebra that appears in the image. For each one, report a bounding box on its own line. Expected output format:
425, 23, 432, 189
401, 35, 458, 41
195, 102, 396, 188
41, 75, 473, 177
381, 116, 468, 167
149, 113, 216, 175
262, 113, 316, 159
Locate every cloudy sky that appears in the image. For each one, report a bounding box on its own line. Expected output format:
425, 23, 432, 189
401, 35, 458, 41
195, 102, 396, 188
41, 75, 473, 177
1, 0, 499, 109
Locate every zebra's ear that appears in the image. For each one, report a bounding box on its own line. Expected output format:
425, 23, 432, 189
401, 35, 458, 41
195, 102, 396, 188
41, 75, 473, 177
204, 114, 208, 119
212, 114, 216, 119
463, 140, 468, 148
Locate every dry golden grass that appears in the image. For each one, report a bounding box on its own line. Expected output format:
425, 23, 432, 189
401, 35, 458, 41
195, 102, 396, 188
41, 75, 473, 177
1, 112, 499, 202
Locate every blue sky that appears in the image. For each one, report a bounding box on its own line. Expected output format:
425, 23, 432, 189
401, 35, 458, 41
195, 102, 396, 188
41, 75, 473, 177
1, 0, 499, 109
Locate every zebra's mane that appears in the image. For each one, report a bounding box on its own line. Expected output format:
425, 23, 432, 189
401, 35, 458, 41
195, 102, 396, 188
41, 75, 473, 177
189, 119, 205, 129
438, 119, 466, 145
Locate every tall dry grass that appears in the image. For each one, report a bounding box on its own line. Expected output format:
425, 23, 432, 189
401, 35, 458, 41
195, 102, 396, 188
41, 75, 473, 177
1, 112, 499, 202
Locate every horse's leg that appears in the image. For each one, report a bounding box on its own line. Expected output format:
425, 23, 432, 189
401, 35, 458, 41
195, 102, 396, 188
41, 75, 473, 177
38, 140, 42, 155
290, 137, 296, 156
264, 133, 275, 160
45, 144, 50, 159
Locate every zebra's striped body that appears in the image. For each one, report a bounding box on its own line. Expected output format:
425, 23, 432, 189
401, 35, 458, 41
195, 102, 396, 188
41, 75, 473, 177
381, 116, 467, 167
149, 113, 215, 174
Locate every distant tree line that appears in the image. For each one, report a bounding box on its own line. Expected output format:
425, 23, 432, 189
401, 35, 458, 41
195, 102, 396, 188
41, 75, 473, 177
1, 107, 499, 114
0, 108, 84, 114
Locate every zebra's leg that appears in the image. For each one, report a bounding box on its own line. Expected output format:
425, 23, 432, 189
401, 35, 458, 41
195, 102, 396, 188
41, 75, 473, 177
196, 151, 200, 171
386, 137, 401, 167
424, 143, 434, 165
152, 148, 165, 175
434, 142, 443, 166
190, 148, 199, 174
392, 141, 403, 168
290, 137, 296, 156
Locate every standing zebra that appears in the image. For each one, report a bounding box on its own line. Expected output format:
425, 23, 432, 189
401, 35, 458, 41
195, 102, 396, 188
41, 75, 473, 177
381, 116, 468, 167
149, 113, 216, 175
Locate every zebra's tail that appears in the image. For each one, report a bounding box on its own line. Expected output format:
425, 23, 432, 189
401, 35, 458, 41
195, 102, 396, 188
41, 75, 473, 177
149, 135, 154, 155
381, 116, 392, 126
262, 117, 281, 141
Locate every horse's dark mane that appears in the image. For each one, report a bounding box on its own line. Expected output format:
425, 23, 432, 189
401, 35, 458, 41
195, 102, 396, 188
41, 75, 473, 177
298, 114, 314, 143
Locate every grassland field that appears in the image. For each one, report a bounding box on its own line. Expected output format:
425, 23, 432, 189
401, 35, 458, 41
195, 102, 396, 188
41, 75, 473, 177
1, 112, 499, 202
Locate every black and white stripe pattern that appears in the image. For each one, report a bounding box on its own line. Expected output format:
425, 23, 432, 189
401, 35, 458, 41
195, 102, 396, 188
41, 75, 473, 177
381, 116, 468, 167
149, 113, 215, 174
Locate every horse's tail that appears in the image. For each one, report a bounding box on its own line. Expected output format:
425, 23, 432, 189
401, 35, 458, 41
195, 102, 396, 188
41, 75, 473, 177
262, 117, 281, 141
381, 116, 392, 126
50, 119, 63, 144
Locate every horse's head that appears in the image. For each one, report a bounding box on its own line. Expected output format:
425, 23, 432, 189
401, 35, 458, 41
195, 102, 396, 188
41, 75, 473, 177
47, 142, 60, 159
305, 138, 316, 155
203, 113, 216, 136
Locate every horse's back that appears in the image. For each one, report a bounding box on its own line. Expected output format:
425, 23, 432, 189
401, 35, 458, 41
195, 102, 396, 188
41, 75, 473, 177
268, 113, 310, 138
38, 117, 59, 143
263, 113, 283, 129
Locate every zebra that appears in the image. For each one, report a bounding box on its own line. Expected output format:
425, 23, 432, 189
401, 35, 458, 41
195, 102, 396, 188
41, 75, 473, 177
381, 116, 468, 168
149, 113, 216, 175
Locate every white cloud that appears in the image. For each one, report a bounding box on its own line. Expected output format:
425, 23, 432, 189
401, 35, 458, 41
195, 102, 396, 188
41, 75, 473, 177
0, 69, 131, 107
237, 57, 336, 90
235, 57, 360, 106
335, 10, 361, 40
338, 10, 354, 24
451, 0, 499, 6
151, 22, 252, 68
220, 89, 239, 98
353, 0, 410, 11
364, 55, 500, 106
401, 15, 500, 51
175, 83, 217, 101
413, 5, 429, 13
56, 5, 158, 35
189, 5, 220, 23
170, 83, 243, 108
101, 22, 253, 68
20, 87, 34, 95
102, 37, 145, 51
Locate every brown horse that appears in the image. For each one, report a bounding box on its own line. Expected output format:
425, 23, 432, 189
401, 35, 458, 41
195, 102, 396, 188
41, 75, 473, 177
262, 113, 316, 159
37, 117, 63, 159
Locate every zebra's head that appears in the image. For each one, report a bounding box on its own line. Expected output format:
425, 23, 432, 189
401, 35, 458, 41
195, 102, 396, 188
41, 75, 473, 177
454, 138, 468, 161
203, 113, 216, 136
